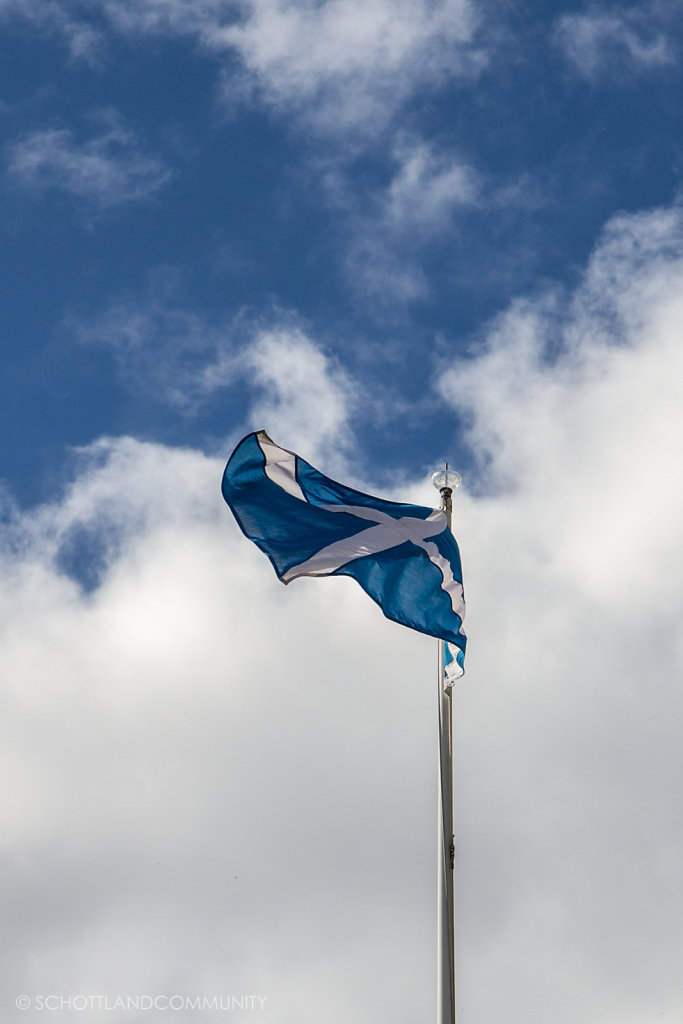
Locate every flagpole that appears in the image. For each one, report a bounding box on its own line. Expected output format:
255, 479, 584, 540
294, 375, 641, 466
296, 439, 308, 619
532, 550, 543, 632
433, 469, 459, 1024
437, 638, 455, 1024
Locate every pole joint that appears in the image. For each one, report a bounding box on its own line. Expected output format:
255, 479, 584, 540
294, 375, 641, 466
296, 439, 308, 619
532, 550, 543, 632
432, 466, 460, 527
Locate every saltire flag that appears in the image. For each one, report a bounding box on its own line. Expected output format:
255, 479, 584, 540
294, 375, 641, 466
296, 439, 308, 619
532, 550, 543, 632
222, 430, 466, 679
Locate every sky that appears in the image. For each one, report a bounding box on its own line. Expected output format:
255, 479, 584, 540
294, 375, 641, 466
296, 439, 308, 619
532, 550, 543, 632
1, 1, 683, 1022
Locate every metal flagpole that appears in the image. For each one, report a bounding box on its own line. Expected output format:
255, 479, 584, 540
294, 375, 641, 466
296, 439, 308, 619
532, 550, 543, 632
433, 467, 460, 1024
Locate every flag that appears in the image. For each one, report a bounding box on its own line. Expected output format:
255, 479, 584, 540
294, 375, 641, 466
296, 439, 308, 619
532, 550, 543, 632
222, 430, 466, 678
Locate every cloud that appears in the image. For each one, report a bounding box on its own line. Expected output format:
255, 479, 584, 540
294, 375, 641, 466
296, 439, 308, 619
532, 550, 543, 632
3, 199, 683, 1022
439, 201, 683, 504
241, 326, 356, 465
0, 0, 102, 62
70, 283, 357, 462
383, 138, 479, 230
344, 234, 431, 304
0, 434, 441, 1021
341, 136, 479, 303
2, 0, 484, 136
68, 269, 232, 409
6, 112, 171, 210
213, 0, 483, 134
104, 0, 483, 131
555, 3, 677, 79
434, 200, 683, 1020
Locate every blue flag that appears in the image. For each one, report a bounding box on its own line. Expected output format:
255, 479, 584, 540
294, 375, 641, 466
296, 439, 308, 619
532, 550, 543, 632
222, 431, 466, 678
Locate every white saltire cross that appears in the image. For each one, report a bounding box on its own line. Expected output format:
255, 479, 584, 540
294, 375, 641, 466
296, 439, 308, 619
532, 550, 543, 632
258, 433, 466, 627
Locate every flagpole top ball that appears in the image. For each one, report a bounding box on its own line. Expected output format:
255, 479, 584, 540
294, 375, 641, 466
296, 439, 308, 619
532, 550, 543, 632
432, 469, 461, 492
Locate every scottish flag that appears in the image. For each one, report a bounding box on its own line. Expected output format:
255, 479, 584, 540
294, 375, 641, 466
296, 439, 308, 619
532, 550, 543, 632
222, 431, 466, 678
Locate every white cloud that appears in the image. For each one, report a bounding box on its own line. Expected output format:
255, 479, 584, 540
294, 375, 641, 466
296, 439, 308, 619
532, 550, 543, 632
555, 3, 676, 79
341, 137, 479, 302
242, 326, 356, 465
69, 269, 233, 409
6, 112, 171, 209
344, 234, 431, 303
434, 200, 683, 1020
3, 0, 484, 135
0, 0, 102, 62
70, 285, 356, 458
384, 137, 479, 230
213, 0, 483, 134
440, 202, 683, 520
0, 434, 440, 1021
3, 199, 683, 1022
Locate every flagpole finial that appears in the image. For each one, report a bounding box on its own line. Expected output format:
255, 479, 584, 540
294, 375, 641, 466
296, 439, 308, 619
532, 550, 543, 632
432, 469, 461, 493
432, 468, 460, 525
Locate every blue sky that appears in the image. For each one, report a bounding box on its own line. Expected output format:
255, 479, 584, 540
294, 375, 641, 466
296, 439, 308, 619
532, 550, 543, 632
3, 0, 681, 504
2, 3, 683, 1023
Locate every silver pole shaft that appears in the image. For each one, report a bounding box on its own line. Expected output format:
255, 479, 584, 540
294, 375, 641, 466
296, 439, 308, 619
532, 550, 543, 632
437, 487, 456, 1024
